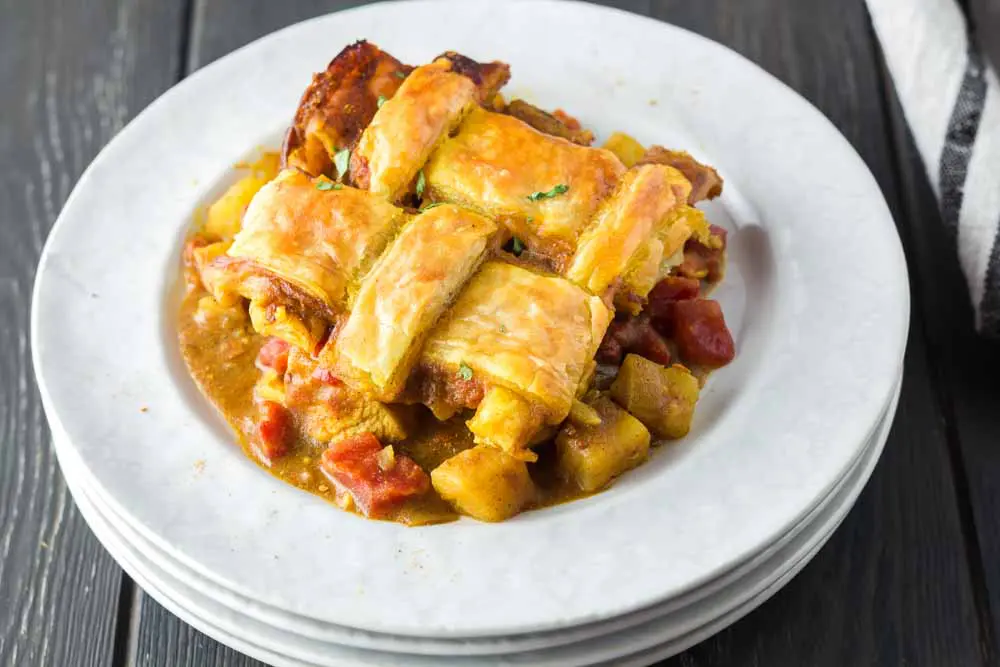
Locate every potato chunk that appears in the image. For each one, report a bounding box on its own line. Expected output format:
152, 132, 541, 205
610, 354, 700, 439
602, 132, 646, 168
431, 446, 535, 522
556, 396, 650, 492
205, 173, 272, 241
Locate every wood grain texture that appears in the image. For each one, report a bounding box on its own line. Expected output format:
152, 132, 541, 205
101, 0, 991, 665
652, 1, 988, 665
0, 0, 186, 665
880, 46, 1000, 664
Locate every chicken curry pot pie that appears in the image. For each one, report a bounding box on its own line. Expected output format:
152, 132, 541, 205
178, 41, 735, 524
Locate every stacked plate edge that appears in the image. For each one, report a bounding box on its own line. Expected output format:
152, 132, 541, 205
31, 1, 910, 665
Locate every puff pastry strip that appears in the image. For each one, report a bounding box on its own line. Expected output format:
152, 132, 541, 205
332, 205, 498, 401
282, 40, 411, 178
423, 107, 625, 266
566, 163, 690, 295
417, 261, 611, 452
221, 169, 406, 349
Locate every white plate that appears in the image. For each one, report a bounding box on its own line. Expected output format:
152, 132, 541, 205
59, 373, 899, 666
32, 0, 908, 638
60, 367, 899, 657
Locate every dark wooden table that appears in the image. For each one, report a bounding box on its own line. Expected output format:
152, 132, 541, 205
3, 1, 1000, 665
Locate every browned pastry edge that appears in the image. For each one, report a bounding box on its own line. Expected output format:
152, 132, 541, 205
636, 146, 724, 203
281, 40, 412, 176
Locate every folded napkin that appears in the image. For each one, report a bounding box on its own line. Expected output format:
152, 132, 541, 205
866, 0, 1000, 336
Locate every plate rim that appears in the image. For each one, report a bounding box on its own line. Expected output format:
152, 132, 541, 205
32, 0, 910, 637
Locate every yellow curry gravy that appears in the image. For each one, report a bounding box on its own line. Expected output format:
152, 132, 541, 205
178, 260, 589, 525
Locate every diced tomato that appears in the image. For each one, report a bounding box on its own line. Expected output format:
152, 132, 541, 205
256, 337, 290, 375
672, 299, 735, 368
648, 276, 700, 333
311, 366, 344, 387
321, 433, 430, 518
256, 401, 292, 463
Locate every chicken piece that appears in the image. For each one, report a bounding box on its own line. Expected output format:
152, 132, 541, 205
504, 99, 594, 146
555, 396, 651, 492
431, 446, 535, 522
281, 40, 412, 177
284, 348, 414, 444
636, 146, 723, 204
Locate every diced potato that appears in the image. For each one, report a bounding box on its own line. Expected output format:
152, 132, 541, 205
253, 369, 286, 405
466, 386, 544, 461
568, 398, 602, 427
603, 132, 646, 168
431, 446, 535, 522
555, 396, 650, 492
205, 174, 271, 241
610, 354, 700, 439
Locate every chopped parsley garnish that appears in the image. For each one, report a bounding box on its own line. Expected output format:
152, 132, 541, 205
415, 170, 426, 197
377, 95, 387, 108
333, 148, 351, 181
420, 201, 445, 212
527, 184, 569, 201
457, 363, 474, 381
510, 236, 526, 257
499, 324, 508, 334
333, 183, 343, 190
395, 70, 407, 79
315, 180, 335, 191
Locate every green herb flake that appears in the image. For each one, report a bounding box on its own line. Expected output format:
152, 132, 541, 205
456, 363, 474, 381
420, 201, 446, 212
315, 180, 335, 191
527, 184, 569, 202
377, 95, 387, 108
394, 70, 407, 79
499, 324, 508, 334
333, 183, 344, 190
333, 148, 351, 181
415, 170, 426, 197
511, 236, 526, 257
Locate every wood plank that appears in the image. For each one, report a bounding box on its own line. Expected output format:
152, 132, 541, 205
880, 33, 1000, 665
129, 1, 987, 665
131, 6, 358, 665
651, 0, 988, 665
0, 0, 187, 665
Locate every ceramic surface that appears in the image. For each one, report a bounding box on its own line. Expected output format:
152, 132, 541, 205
33, 0, 908, 637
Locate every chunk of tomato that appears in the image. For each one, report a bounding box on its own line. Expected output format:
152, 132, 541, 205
672, 299, 735, 368
256, 401, 292, 463
321, 433, 430, 518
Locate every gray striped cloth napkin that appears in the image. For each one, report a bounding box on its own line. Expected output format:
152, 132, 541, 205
866, 0, 1000, 336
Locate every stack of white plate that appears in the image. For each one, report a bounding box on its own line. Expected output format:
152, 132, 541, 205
31, 2, 910, 665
